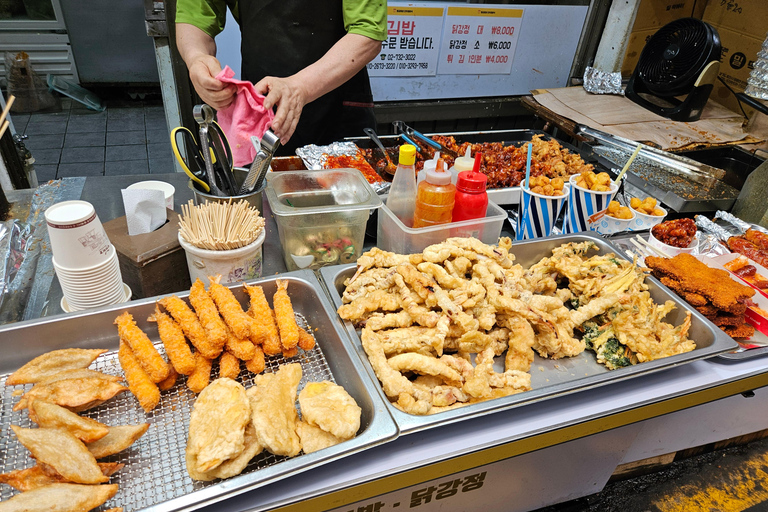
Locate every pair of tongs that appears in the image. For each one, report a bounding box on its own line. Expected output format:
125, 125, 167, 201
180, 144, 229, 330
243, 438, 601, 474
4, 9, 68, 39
240, 129, 281, 195
392, 120, 459, 158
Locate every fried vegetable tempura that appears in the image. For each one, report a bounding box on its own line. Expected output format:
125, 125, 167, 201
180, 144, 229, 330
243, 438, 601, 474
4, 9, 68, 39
298, 381, 361, 440
159, 295, 219, 359
273, 279, 299, 350
118, 340, 160, 413
6, 348, 107, 386
189, 278, 228, 351
296, 421, 342, 454
114, 312, 169, 383
247, 363, 302, 457
148, 305, 195, 375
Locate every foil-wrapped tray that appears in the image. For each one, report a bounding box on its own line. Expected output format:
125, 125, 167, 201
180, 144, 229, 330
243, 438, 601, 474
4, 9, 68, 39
320, 232, 737, 434
0, 270, 398, 512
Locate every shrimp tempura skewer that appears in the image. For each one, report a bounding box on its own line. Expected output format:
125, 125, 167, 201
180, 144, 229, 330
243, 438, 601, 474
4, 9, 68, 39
243, 283, 281, 355
187, 353, 213, 394
148, 305, 195, 375
114, 312, 169, 383
224, 325, 257, 361
158, 296, 219, 359
189, 279, 227, 352
208, 275, 253, 340
219, 351, 241, 380
118, 340, 160, 412
273, 279, 299, 350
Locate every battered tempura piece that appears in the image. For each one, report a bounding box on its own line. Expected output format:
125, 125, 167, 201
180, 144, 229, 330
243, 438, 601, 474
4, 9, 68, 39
224, 324, 257, 361
86, 423, 150, 459
247, 363, 302, 457
0, 462, 123, 492
189, 278, 228, 351
0, 483, 118, 512
298, 381, 361, 440
282, 346, 299, 358
187, 353, 214, 394
14, 377, 128, 412
243, 283, 282, 355
219, 351, 241, 380
34, 368, 122, 386
114, 312, 169, 383
273, 279, 299, 350
187, 378, 251, 473
208, 275, 253, 340
148, 305, 196, 375
186, 422, 263, 481
11, 426, 108, 484
159, 295, 219, 359
118, 340, 160, 413
297, 326, 316, 351
6, 348, 107, 386
30, 400, 109, 442
245, 345, 266, 374
296, 421, 342, 454
158, 365, 179, 391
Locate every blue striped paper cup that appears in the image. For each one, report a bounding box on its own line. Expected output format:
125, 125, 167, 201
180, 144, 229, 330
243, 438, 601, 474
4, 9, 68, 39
516, 186, 568, 240
563, 175, 618, 234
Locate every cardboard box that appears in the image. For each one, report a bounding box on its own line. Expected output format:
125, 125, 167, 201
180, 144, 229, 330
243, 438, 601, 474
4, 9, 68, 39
711, 26, 764, 116
103, 210, 192, 299
702, 0, 768, 40
622, 28, 658, 77
631, 0, 696, 32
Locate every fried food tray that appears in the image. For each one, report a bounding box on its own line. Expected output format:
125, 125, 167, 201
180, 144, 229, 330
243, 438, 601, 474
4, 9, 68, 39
0, 270, 398, 512
319, 232, 737, 434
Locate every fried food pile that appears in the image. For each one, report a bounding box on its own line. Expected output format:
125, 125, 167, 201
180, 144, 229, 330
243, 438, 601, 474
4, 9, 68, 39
337, 238, 695, 415
652, 219, 697, 248
3, 349, 150, 511
646, 253, 756, 339
114, 277, 316, 412
186, 368, 362, 481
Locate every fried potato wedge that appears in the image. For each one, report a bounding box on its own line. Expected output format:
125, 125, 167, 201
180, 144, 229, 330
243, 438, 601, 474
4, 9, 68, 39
86, 423, 150, 459
247, 363, 302, 457
0, 462, 123, 492
5, 348, 107, 386
298, 381, 361, 440
14, 377, 128, 412
30, 400, 109, 442
0, 483, 118, 512
11, 426, 108, 484
296, 420, 342, 454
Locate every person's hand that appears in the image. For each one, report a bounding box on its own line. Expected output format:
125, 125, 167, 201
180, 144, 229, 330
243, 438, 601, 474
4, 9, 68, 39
187, 55, 236, 110
255, 76, 308, 145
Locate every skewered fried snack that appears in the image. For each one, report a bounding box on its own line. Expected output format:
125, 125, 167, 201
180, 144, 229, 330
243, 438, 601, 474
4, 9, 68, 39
6, 348, 107, 386
87, 423, 150, 459
219, 351, 241, 380
11, 426, 108, 484
296, 421, 342, 454
208, 275, 253, 340
114, 312, 169, 383
14, 377, 128, 412
0, 483, 118, 512
189, 278, 228, 351
298, 381, 361, 440
187, 353, 214, 394
245, 345, 266, 375
243, 283, 282, 355
247, 363, 302, 457
29, 400, 109, 442
148, 305, 196, 375
118, 340, 160, 413
158, 365, 179, 391
273, 279, 299, 350
159, 295, 219, 359
297, 326, 316, 351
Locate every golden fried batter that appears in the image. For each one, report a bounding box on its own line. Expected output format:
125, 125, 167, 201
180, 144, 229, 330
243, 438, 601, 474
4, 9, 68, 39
247, 364, 302, 457
6, 348, 107, 386
298, 381, 361, 440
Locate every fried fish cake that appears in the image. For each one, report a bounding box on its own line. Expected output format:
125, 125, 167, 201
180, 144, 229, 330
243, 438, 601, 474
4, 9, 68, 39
11, 426, 108, 484
14, 377, 128, 412
6, 348, 107, 386
247, 363, 302, 457
87, 423, 150, 459
0, 462, 123, 492
0, 483, 118, 512
296, 420, 342, 454
298, 381, 361, 440
187, 378, 251, 473
30, 400, 109, 442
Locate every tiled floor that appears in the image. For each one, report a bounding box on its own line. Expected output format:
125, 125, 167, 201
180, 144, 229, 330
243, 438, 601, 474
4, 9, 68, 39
10, 97, 175, 182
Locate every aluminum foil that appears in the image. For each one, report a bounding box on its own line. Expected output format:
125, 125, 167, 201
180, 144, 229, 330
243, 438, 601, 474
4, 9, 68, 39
695, 214, 738, 242
714, 210, 768, 235
296, 142, 390, 194
583, 66, 624, 96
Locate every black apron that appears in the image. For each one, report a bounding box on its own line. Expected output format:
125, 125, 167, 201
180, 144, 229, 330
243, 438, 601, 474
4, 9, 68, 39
238, 0, 376, 155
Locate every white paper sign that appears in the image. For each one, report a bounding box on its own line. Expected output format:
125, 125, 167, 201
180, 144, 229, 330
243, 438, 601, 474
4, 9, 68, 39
437, 6, 524, 75
367, 4, 444, 77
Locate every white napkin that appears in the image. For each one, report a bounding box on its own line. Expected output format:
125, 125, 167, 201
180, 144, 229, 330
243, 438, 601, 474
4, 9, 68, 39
121, 188, 167, 235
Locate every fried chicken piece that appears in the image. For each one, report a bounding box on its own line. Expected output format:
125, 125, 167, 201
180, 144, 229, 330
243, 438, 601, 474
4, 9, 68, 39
30, 400, 109, 442
0, 483, 118, 512
14, 377, 128, 412
705, 312, 746, 327
6, 348, 107, 386
86, 423, 150, 459
247, 363, 302, 457
386, 353, 463, 385
297, 421, 342, 454
298, 381, 361, 440
723, 323, 756, 338
695, 304, 720, 316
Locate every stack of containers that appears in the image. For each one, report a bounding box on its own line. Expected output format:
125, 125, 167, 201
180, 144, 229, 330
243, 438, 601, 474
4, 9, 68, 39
45, 200, 130, 312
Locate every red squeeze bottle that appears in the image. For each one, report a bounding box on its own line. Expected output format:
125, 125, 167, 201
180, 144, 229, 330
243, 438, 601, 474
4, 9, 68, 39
452, 153, 488, 222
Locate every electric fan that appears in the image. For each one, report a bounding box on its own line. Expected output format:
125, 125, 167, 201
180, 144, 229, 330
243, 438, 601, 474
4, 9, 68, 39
625, 18, 721, 122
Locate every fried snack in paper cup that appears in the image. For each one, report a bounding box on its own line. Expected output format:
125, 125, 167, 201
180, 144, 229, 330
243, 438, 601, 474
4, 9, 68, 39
516, 186, 568, 240
563, 175, 618, 234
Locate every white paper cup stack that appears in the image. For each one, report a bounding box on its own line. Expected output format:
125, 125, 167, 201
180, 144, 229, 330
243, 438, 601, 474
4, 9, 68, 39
45, 200, 131, 312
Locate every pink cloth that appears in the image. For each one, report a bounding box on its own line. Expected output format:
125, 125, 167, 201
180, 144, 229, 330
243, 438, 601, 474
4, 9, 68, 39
215, 66, 275, 167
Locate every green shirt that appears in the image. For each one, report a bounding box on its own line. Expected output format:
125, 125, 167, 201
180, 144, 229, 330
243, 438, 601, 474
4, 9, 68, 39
176, 0, 387, 42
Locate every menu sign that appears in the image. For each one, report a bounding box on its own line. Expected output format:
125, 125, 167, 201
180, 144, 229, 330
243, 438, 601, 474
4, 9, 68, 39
437, 6, 524, 75
367, 5, 444, 77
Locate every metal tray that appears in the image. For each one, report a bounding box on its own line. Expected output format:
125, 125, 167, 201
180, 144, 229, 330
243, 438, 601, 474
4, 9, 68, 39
319, 232, 738, 434
0, 270, 398, 512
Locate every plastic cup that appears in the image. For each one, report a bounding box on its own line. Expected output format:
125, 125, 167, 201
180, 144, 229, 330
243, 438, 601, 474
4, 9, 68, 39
563, 176, 618, 234
127, 180, 176, 210
61, 283, 131, 313
516, 186, 568, 241
45, 200, 112, 269
178, 228, 265, 286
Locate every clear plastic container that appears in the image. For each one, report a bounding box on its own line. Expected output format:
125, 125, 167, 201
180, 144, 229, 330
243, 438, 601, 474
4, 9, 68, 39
386, 145, 418, 227
377, 197, 506, 254
265, 169, 382, 270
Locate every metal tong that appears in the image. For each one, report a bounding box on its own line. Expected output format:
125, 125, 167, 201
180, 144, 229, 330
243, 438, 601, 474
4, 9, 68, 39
392, 120, 459, 158
192, 104, 238, 196
240, 129, 281, 195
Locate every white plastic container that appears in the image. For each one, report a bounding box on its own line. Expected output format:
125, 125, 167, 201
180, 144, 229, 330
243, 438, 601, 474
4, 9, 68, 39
178, 229, 265, 286
377, 197, 506, 254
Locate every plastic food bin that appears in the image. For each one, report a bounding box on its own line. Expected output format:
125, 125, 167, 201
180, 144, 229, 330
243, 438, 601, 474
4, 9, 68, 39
265, 169, 383, 271
377, 198, 507, 254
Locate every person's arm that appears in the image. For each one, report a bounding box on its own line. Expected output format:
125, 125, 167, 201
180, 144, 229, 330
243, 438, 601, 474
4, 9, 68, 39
255, 34, 382, 145
176, 23, 236, 110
